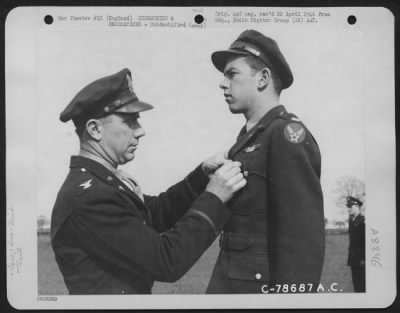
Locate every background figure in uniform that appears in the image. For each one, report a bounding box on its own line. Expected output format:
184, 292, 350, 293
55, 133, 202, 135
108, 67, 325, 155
346, 196, 366, 292
51, 68, 246, 294
206, 30, 325, 294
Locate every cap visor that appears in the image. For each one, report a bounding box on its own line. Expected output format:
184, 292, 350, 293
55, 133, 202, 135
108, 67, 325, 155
211, 49, 250, 72
115, 100, 154, 114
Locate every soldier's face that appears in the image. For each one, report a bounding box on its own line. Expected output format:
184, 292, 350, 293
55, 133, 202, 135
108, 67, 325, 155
349, 205, 360, 216
100, 113, 145, 165
219, 56, 260, 114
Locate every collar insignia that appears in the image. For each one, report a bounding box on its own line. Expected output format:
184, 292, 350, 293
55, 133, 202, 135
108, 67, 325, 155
80, 179, 93, 190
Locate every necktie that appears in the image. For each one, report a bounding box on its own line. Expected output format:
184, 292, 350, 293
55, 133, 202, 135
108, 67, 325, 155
116, 170, 144, 202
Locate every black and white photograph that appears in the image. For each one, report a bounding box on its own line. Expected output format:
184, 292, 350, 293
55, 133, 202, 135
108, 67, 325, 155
5, 6, 395, 309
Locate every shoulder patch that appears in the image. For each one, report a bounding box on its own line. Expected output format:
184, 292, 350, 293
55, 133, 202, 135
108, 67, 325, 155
284, 123, 306, 144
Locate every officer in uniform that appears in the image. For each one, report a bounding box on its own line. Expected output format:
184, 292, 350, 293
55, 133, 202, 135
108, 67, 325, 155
346, 196, 366, 292
51, 68, 246, 294
206, 30, 325, 293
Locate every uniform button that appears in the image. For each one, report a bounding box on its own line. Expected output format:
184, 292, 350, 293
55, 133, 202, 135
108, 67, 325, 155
243, 170, 248, 177
255, 273, 262, 280
143, 221, 146, 225
121, 290, 125, 294
107, 176, 113, 181
80, 168, 86, 172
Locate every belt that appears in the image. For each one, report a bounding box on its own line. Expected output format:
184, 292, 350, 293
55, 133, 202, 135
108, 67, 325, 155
219, 232, 267, 252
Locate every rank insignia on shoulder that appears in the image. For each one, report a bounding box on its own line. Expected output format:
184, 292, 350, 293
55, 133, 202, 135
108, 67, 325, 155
80, 179, 93, 190
291, 116, 301, 122
244, 143, 261, 153
284, 123, 306, 144
76, 178, 94, 196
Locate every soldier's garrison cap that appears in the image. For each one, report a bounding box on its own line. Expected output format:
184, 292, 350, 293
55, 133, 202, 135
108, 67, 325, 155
346, 196, 363, 208
60, 68, 153, 127
211, 30, 293, 89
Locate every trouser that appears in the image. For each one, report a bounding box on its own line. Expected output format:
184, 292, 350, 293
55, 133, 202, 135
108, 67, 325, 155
351, 265, 365, 292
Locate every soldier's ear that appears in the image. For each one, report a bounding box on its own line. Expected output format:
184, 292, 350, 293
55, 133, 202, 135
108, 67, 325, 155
257, 67, 271, 90
86, 119, 103, 141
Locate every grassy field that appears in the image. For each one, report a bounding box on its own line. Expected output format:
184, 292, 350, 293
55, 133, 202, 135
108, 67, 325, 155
38, 233, 353, 294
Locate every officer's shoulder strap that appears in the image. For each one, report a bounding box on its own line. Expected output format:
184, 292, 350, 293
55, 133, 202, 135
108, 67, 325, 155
276, 110, 321, 148
279, 111, 302, 123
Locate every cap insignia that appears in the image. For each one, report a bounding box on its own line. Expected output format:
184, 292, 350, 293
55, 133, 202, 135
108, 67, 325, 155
244, 46, 261, 57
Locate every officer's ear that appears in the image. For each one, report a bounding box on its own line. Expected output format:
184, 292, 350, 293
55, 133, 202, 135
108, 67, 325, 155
85, 119, 103, 141
257, 67, 271, 90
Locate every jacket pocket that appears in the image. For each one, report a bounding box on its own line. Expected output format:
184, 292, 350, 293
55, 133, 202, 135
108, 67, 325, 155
242, 157, 266, 179
228, 252, 269, 282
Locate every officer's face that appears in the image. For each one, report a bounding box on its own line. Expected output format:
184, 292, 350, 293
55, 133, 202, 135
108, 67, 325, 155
100, 113, 145, 165
219, 56, 260, 114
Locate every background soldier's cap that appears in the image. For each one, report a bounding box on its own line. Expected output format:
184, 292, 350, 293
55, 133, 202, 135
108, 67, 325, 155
60, 68, 153, 127
211, 29, 293, 89
346, 196, 363, 208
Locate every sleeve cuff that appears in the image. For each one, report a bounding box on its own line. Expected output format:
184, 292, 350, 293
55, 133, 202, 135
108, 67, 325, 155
188, 191, 230, 235
184, 164, 210, 197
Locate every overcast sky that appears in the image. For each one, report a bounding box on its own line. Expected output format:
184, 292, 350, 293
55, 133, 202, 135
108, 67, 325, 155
6, 8, 394, 222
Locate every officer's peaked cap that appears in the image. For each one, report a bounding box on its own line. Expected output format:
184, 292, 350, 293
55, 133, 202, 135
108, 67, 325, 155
60, 68, 153, 127
211, 29, 293, 89
347, 196, 363, 208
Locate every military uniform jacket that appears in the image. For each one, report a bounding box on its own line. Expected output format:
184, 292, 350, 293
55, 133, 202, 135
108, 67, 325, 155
51, 156, 230, 294
348, 214, 365, 266
207, 105, 325, 294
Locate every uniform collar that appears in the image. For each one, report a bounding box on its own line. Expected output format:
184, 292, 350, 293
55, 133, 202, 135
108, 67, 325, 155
70, 155, 120, 183
70, 156, 151, 223
352, 214, 365, 224
252, 104, 287, 132
237, 105, 286, 139
230, 105, 287, 158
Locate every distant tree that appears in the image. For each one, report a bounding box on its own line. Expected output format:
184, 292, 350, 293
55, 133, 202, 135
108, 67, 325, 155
334, 176, 366, 216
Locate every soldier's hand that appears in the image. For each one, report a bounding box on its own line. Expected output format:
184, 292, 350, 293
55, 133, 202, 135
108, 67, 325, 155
205, 161, 246, 203
201, 151, 229, 177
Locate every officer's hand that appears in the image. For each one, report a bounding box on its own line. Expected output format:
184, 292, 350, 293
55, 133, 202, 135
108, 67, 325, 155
205, 161, 246, 203
201, 151, 229, 177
